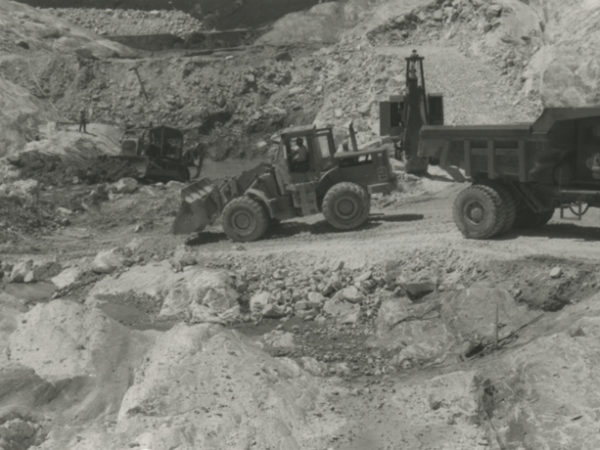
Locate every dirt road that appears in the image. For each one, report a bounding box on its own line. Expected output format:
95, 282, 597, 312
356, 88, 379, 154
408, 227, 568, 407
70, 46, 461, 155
182, 180, 600, 265
9, 172, 600, 267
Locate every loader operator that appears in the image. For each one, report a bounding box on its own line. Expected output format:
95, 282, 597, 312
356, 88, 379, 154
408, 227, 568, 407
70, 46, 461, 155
291, 137, 309, 171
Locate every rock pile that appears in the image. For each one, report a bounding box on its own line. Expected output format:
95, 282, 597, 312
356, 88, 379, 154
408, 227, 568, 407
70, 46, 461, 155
223, 256, 386, 324
43, 8, 205, 37
0, 180, 64, 243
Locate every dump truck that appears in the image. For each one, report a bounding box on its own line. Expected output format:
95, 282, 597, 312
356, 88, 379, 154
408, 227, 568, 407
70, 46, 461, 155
379, 50, 444, 174
418, 107, 600, 239
173, 123, 397, 242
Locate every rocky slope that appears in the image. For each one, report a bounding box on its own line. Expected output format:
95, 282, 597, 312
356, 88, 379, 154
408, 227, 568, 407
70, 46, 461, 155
4, 0, 600, 165
3, 194, 600, 449
2, 2, 600, 447
19, 0, 324, 29
43, 7, 206, 37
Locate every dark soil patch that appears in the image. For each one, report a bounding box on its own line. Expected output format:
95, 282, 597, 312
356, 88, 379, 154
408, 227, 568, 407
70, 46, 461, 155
474, 256, 599, 312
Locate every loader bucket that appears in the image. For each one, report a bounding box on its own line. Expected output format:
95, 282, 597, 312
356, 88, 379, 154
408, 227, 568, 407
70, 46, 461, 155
172, 178, 224, 234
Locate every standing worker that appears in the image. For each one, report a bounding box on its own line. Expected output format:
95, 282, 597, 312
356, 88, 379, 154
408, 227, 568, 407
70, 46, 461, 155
78, 108, 87, 133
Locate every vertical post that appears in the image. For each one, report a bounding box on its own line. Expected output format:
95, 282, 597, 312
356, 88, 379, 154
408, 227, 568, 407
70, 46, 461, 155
131, 67, 149, 103
517, 140, 526, 182
418, 56, 428, 120
464, 141, 472, 177
487, 140, 496, 179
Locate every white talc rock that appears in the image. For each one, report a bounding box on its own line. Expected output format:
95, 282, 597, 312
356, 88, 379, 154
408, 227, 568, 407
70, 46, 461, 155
51, 266, 83, 290
92, 248, 127, 274
87, 261, 239, 322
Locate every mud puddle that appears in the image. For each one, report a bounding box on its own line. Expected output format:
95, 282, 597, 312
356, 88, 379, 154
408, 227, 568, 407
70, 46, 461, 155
3, 281, 55, 304
97, 301, 178, 331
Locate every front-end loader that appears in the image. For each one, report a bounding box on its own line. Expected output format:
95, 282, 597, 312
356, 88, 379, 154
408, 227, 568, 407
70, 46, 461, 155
172, 123, 397, 242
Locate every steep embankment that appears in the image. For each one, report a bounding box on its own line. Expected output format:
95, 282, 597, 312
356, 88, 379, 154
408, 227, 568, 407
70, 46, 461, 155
0, 0, 133, 157
18, 0, 324, 29
3, 0, 600, 160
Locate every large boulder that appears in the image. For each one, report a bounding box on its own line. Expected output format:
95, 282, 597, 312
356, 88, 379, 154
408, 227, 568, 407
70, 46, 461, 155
0, 78, 49, 158
0, 363, 55, 446
0, 293, 26, 364
257, 2, 357, 45
479, 313, 600, 449
0, 179, 39, 200
59, 324, 343, 449
91, 248, 128, 274
51, 266, 84, 290
7, 300, 154, 422
87, 261, 239, 323
520, 0, 600, 106
323, 296, 360, 325
110, 177, 138, 194
440, 283, 538, 352
385, 370, 486, 449
8, 259, 61, 283
369, 295, 455, 368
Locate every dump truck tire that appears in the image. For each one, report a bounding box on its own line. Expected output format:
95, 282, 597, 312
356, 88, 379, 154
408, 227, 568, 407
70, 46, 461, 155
322, 182, 370, 230
453, 184, 503, 239
490, 183, 517, 235
222, 196, 269, 242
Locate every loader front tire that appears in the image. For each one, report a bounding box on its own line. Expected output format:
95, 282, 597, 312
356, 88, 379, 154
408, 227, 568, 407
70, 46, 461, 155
222, 196, 269, 242
453, 184, 503, 239
322, 182, 370, 230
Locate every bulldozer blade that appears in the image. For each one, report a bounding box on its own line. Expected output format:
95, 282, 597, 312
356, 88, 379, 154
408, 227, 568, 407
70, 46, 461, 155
128, 157, 149, 177
172, 179, 223, 235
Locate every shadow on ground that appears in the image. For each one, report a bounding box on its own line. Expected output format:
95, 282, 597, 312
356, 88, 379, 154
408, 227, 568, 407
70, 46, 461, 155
517, 223, 600, 241
185, 213, 425, 245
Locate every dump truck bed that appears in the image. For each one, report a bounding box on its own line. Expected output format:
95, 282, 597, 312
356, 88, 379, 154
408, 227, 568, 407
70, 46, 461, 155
418, 123, 538, 182
418, 108, 600, 185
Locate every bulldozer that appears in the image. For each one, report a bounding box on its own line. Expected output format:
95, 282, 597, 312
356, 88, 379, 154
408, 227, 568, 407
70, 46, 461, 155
95, 66, 204, 183
116, 124, 203, 182
84, 124, 203, 184
172, 122, 397, 242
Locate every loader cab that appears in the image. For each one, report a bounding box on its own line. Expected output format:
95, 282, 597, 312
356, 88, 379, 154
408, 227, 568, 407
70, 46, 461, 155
279, 126, 336, 181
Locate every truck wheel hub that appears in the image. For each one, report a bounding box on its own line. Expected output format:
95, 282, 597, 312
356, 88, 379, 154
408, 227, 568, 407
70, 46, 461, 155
336, 198, 358, 218
465, 202, 484, 224
232, 211, 252, 230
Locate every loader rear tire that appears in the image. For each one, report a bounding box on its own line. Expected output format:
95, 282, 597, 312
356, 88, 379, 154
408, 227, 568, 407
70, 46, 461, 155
453, 184, 503, 239
222, 196, 269, 242
322, 182, 370, 230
